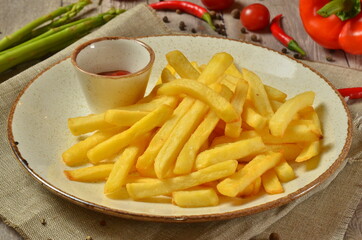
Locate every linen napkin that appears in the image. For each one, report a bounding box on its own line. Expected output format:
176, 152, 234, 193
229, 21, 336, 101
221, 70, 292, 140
0, 4, 361, 240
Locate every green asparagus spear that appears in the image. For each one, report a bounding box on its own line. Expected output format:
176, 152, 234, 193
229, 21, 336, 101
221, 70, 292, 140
0, 0, 91, 51
0, 9, 125, 73
30, 0, 92, 38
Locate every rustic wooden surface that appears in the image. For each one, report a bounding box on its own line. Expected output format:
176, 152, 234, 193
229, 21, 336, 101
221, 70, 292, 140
0, 0, 361, 239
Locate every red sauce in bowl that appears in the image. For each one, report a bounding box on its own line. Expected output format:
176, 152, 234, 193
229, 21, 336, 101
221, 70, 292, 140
98, 70, 131, 76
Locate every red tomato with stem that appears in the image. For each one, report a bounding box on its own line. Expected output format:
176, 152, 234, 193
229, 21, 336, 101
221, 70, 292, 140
240, 3, 270, 31
201, 0, 234, 10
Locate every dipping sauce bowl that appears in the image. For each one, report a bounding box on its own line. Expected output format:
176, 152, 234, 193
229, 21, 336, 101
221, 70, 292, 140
71, 37, 155, 113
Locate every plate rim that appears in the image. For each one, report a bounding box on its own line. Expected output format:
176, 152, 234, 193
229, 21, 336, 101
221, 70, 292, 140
7, 34, 353, 222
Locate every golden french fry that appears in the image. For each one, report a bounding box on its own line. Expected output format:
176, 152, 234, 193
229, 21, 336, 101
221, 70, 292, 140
68, 96, 177, 136
157, 79, 239, 123
62, 127, 124, 167
261, 169, 284, 194
225, 78, 248, 138
269, 91, 315, 137
87, 104, 174, 164
265, 144, 302, 161
259, 120, 321, 144
270, 99, 284, 112
295, 140, 321, 162
217, 151, 282, 197
64, 163, 114, 182
242, 103, 268, 130
166, 50, 200, 79
174, 85, 233, 175
197, 52, 233, 85
274, 159, 296, 182
161, 67, 177, 83
225, 63, 243, 79
242, 68, 274, 119
127, 160, 238, 199
104, 109, 149, 126
172, 188, 219, 208
136, 97, 195, 177
210, 130, 258, 148
264, 85, 287, 102
299, 106, 323, 136
104, 134, 151, 197
195, 136, 266, 170
68, 114, 115, 136
154, 100, 209, 179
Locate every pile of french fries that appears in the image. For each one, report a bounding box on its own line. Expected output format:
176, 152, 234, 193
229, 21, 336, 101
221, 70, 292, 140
62, 50, 323, 208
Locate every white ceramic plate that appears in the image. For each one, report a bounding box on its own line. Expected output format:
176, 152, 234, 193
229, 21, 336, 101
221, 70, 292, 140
8, 35, 352, 222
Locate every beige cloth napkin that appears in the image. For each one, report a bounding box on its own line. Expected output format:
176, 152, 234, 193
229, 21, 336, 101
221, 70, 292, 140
0, 4, 361, 240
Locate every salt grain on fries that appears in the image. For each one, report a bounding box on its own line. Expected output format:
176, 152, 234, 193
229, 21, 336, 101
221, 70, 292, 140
62, 50, 323, 208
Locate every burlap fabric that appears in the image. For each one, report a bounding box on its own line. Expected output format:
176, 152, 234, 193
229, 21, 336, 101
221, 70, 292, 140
0, 4, 361, 240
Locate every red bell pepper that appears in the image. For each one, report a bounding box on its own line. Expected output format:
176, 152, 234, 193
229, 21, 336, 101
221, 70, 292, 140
299, 0, 362, 55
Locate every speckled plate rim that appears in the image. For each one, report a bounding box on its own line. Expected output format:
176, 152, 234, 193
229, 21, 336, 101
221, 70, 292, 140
7, 34, 353, 222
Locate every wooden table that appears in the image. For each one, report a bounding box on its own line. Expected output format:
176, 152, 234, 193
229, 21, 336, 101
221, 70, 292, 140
1, 0, 361, 239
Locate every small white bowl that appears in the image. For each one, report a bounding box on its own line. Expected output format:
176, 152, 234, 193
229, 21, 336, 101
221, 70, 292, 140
71, 37, 155, 113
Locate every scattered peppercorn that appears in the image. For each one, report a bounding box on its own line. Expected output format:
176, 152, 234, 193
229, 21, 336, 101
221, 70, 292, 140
14, 141, 19, 145
176, 9, 182, 14
191, 28, 197, 33
218, 28, 226, 36
41, 218, 47, 226
251, 34, 259, 42
179, 21, 186, 31
99, 219, 107, 226
22, 159, 29, 166
269, 232, 281, 240
281, 48, 288, 54
231, 9, 240, 19
326, 56, 334, 62
240, 27, 247, 34
293, 53, 302, 59
85, 236, 93, 240
162, 16, 169, 23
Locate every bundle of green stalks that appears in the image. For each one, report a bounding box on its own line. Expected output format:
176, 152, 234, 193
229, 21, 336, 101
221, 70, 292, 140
0, 0, 125, 73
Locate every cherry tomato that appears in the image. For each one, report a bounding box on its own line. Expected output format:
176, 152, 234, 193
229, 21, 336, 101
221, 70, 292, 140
240, 3, 270, 31
201, 0, 234, 10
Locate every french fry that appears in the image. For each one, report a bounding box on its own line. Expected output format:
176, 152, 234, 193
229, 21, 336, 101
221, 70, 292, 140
161, 67, 177, 83
217, 151, 283, 197
87, 104, 174, 164
265, 144, 302, 161
166, 50, 200, 79
154, 100, 209, 179
242, 68, 274, 119
197, 52, 234, 85
261, 169, 284, 194
269, 91, 315, 137
295, 140, 321, 162
274, 159, 296, 182
62, 127, 124, 167
157, 79, 239, 123
210, 130, 258, 148
195, 136, 266, 170
104, 133, 151, 197
64, 163, 114, 182
174, 85, 233, 175
225, 78, 248, 138
299, 106, 323, 136
172, 188, 219, 207
264, 85, 287, 102
104, 110, 149, 126
127, 160, 238, 199
242, 103, 268, 130
225, 63, 243, 79
68, 95, 177, 136
270, 99, 284, 112
136, 97, 195, 177
259, 120, 321, 144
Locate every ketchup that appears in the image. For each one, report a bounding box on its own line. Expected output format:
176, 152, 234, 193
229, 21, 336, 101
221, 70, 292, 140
97, 70, 131, 76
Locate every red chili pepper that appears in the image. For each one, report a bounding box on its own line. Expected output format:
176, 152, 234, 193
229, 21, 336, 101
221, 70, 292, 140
338, 87, 362, 99
270, 14, 306, 56
299, 0, 362, 55
149, 1, 215, 30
